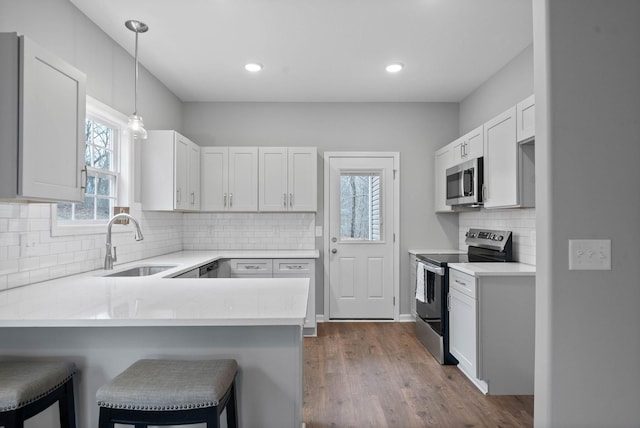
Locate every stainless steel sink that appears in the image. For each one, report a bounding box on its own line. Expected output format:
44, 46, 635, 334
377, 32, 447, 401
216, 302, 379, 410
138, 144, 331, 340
104, 265, 177, 277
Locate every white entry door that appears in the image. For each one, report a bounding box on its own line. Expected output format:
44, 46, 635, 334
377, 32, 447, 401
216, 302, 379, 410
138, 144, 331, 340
327, 155, 397, 319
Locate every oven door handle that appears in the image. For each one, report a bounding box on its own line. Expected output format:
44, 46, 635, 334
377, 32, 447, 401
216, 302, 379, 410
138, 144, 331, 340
422, 264, 444, 276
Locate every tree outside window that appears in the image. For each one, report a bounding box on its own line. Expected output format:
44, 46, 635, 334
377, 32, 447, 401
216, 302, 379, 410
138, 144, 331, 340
340, 173, 382, 241
57, 115, 119, 223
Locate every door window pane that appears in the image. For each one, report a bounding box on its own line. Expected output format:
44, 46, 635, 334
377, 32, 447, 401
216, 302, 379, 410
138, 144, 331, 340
340, 173, 381, 241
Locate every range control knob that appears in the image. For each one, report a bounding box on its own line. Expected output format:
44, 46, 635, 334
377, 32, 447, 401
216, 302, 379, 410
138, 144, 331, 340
497, 235, 504, 241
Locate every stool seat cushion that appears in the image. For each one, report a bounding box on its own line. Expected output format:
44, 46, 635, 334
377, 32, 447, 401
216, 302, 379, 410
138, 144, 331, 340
0, 361, 76, 412
96, 359, 238, 412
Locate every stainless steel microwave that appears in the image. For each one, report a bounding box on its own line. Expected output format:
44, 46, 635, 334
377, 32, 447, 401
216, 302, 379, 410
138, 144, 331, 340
446, 157, 483, 206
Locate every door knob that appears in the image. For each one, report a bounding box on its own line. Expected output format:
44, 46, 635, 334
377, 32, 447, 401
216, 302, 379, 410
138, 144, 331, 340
331, 248, 337, 254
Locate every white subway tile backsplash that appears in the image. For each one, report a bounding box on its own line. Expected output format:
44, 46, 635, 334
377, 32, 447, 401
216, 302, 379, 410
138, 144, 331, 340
182, 212, 316, 251
0, 199, 316, 291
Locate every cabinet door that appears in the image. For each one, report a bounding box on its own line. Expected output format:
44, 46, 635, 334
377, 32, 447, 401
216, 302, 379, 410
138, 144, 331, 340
465, 126, 484, 159
259, 147, 288, 211
273, 259, 316, 332
516, 95, 535, 142
201, 147, 229, 211
20, 35, 86, 202
483, 107, 518, 208
451, 126, 483, 164
228, 147, 258, 211
188, 142, 200, 210
434, 145, 453, 212
451, 136, 466, 165
174, 134, 190, 210
288, 148, 317, 211
449, 287, 478, 378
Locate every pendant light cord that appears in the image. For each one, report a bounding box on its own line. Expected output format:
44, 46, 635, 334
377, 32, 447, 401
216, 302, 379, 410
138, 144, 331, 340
134, 29, 139, 115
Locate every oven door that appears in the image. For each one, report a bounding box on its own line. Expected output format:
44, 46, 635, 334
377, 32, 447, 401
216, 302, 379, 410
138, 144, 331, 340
446, 158, 483, 206
416, 263, 444, 335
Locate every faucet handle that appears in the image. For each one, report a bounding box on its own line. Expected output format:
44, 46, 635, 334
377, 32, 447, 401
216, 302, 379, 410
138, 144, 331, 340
112, 246, 117, 262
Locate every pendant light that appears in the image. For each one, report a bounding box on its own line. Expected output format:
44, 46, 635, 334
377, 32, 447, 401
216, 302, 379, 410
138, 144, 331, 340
125, 19, 149, 140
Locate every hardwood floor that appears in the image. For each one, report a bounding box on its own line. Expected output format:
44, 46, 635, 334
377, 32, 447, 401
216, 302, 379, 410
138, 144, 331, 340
304, 322, 533, 428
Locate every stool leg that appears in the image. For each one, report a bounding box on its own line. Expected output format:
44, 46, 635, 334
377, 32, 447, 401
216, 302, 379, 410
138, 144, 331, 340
58, 379, 76, 428
2, 411, 21, 428
98, 408, 115, 428
226, 381, 238, 428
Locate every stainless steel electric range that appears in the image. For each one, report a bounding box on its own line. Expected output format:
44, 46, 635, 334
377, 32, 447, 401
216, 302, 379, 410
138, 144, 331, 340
415, 228, 513, 364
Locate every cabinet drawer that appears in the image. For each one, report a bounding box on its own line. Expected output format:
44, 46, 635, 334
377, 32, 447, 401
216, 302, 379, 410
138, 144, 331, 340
449, 269, 476, 299
273, 259, 314, 275
228, 259, 273, 276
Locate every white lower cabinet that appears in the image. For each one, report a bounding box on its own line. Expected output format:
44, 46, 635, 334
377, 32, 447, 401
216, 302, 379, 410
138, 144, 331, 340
273, 259, 316, 335
225, 258, 316, 336
448, 267, 535, 395
449, 270, 479, 382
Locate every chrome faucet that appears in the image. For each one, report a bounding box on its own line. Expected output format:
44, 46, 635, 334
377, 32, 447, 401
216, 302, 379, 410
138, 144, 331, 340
104, 213, 144, 270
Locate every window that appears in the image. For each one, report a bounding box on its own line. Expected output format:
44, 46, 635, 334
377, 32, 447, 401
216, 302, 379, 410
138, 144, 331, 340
340, 172, 382, 241
52, 96, 131, 236
57, 116, 119, 222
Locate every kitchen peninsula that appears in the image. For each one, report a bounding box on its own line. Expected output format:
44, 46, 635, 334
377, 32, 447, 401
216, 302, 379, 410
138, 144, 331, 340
0, 251, 314, 428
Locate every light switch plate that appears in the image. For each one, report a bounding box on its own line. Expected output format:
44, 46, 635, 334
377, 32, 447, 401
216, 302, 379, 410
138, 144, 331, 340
315, 226, 323, 237
569, 239, 611, 270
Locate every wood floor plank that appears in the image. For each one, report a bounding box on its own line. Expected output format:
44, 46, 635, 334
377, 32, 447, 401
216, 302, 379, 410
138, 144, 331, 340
304, 322, 533, 428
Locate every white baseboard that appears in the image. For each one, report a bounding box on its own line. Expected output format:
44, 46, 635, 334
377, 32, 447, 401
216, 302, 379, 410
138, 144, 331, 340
315, 314, 415, 323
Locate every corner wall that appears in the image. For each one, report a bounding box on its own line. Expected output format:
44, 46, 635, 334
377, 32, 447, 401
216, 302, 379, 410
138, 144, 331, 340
534, 1, 640, 426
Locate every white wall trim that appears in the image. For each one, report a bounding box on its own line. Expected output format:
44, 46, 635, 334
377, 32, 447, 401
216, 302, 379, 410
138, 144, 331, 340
322, 151, 400, 322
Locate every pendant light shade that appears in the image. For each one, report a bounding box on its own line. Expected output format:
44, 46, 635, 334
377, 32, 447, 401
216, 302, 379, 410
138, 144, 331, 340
125, 19, 149, 140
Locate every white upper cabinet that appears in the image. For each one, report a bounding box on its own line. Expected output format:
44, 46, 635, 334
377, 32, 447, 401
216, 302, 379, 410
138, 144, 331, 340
201, 147, 258, 211
483, 97, 535, 209
516, 95, 535, 142
434, 144, 454, 213
452, 125, 484, 164
259, 147, 317, 212
0, 33, 86, 202
141, 130, 200, 211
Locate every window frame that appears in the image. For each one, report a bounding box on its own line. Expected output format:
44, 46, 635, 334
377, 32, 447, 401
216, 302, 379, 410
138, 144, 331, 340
51, 96, 132, 237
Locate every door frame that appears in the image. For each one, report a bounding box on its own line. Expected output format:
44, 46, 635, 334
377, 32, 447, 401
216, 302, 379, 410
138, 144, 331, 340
323, 151, 400, 321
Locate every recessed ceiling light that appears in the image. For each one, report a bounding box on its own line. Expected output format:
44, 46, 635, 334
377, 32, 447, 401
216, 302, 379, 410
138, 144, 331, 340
385, 63, 404, 73
245, 63, 263, 72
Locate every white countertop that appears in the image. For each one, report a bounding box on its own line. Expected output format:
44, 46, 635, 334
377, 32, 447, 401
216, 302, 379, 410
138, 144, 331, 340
408, 249, 465, 255
449, 262, 536, 277
0, 251, 313, 328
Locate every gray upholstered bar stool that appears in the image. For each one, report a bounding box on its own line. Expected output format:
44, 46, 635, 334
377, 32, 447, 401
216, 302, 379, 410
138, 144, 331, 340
96, 359, 238, 428
0, 360, 77, 428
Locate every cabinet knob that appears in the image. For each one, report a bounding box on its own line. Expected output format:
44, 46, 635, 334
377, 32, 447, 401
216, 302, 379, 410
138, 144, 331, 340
331, 248, 337, 254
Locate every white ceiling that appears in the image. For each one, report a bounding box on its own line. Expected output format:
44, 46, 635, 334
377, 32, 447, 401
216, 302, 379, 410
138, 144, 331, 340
69, 0, 532, 103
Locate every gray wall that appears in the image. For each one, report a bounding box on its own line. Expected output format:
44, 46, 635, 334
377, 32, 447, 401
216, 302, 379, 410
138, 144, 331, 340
534, 1, 640, 426
0, 0, 184, 133
459, 44, 534, 134
183, 102, 460, 315
456, 44, 536, 266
